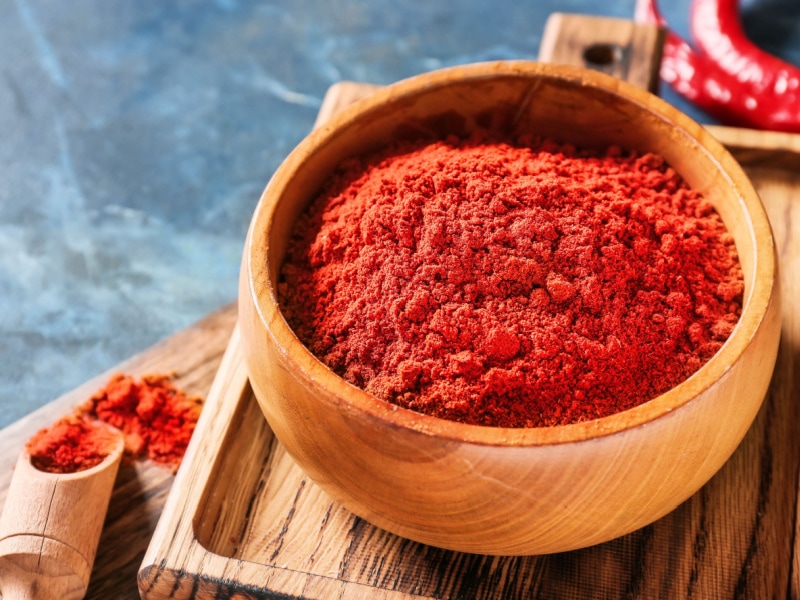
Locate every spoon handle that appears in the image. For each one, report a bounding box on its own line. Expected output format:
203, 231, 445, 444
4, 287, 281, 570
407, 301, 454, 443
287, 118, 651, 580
0, 435, 123, 600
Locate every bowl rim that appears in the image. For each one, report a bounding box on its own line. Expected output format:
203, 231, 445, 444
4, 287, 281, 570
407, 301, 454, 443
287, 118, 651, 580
245, 60, 777, 447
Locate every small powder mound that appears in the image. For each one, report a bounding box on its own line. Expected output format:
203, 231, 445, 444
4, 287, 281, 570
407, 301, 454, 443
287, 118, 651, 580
79, 373, 202, 467
26, 416, 119, 474
278, 133, 744, 428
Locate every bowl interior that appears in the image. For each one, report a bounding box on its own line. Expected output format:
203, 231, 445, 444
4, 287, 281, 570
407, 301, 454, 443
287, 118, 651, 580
249, 61, 774, 446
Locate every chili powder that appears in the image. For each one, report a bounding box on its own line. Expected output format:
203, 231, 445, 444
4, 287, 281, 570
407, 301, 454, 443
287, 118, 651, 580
79, 373, 202, 468
26, 416, 119, 474
279, 133, 744, 428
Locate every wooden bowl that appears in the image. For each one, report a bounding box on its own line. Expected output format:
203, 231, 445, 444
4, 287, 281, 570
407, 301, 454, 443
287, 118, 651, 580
238, 61, 780, 555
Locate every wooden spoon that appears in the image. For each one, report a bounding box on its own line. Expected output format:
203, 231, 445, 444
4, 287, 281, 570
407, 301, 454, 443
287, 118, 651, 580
0, 424, 124, 600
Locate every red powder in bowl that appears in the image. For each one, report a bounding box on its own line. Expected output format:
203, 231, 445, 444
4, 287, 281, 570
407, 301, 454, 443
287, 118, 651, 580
278, 133, 743, 427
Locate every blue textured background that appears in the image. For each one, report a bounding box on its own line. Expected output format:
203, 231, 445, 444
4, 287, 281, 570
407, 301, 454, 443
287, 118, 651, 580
1, 0, 797, 428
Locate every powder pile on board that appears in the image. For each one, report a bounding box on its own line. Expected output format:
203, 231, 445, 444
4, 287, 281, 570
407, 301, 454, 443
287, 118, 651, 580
25, 373, 202, 474
78, 373, 202, 468
279, 133, 744, 427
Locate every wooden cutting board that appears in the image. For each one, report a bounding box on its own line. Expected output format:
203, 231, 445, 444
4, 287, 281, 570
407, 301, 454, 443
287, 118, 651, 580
136, 88, 800, 600
1, 14, 799, 600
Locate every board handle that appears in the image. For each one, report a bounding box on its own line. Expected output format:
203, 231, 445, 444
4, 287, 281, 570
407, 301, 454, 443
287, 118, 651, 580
539, 13, 665, 91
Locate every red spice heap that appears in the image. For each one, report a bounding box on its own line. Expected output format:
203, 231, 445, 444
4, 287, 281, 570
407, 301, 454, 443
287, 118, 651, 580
26, 416, 120, 474
279, 133, 744, 428
79, 373, 202, 467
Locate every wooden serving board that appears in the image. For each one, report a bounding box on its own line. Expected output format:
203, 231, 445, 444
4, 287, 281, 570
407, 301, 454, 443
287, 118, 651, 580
132, 80, 800, 599
0, 15, 798, 600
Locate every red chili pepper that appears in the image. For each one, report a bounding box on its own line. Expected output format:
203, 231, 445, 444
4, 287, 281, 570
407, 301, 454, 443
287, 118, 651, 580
690, 0, 800, 131
634, 0, 800, 132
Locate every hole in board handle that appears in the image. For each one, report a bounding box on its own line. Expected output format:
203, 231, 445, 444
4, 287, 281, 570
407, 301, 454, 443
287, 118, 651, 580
583, 43, 624, 67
